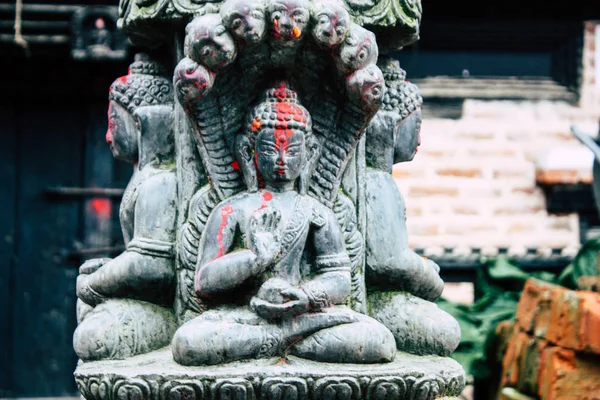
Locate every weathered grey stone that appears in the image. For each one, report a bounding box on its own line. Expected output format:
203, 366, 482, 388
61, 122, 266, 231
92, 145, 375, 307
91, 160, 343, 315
75, 348, 465, 400
73, 54, 178, 361
117, 0, 421, 50
368, 292, 461, 357
363, 56, 460, 356
74, 0, 464, 397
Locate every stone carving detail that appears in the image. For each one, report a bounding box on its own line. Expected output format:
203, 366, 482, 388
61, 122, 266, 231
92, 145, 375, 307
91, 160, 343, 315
364, 56, 461, 357
211, 379, 256, 400
73, 53, 178, 362
117, 0, 421, 50
262, 378, 308, 400
75, 361, 466, 400
313, 377, 361, 400
74, 0, 465, 397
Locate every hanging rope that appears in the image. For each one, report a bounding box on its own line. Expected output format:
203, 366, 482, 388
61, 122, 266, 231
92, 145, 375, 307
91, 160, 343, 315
14, 0, 30, 55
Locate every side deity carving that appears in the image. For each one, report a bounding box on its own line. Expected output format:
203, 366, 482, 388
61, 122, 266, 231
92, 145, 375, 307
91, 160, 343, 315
73, 54, 177, 361
74, 0, 465, 397
365, 56, 461, 356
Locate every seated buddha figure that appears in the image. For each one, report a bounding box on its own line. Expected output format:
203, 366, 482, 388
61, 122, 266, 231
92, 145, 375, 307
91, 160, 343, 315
73, 54, 177, 361
365, 56, 460, 357
171, 84, 396, 366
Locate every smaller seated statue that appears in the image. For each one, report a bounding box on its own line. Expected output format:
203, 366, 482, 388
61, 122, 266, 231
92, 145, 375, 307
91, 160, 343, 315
365, 56, 461, 357
171, 83, 396, 366
73, 54, 177, 361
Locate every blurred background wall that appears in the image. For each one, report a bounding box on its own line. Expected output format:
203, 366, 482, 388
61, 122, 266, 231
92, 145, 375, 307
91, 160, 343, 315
0, 0, 599, 398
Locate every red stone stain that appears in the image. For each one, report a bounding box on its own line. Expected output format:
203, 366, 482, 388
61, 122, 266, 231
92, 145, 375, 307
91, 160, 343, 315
90, 198, 112, 219
217, 204, 234, 258
231, 160, 240, 171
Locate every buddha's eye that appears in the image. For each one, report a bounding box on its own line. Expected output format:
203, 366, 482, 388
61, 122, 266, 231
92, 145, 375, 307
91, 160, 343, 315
231, 18, 243, 29
263, 149, 276, 156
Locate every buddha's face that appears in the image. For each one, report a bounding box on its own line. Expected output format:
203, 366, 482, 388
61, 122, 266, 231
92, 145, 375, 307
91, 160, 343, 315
255, 128, 306, 183
106, 100, 138, 163
221, 0, 267, 43
186, 15, 237, 70
394, 108, 422, 163
312, 2, 349, 47
268, 0, 309, 40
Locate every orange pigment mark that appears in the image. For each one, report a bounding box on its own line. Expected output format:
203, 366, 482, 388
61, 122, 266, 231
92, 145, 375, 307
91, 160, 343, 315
217, 205, 234, 258
251, 117, 263, 131
292, 26, 301, 38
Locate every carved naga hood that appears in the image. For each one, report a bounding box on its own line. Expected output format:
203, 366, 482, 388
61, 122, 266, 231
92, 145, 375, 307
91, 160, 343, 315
117, 0, 421, 51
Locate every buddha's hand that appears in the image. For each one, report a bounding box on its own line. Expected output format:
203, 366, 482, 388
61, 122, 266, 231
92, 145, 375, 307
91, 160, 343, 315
248, 208, 282, 269
251, 278, 310, 319
79, 258, 112, 275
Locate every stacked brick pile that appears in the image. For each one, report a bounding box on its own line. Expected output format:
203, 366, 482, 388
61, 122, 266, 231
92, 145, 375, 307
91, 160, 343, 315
395, 100, 599, 252
496, 278, 600, 399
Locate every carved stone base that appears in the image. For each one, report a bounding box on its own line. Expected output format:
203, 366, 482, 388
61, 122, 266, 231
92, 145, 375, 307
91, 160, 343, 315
75, 348, 465, 400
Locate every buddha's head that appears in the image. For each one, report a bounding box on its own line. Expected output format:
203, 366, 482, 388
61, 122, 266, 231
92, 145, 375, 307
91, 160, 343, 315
185, 14, 237, 70
220, 0, 267, 44
236, 83, 320, 192
380, 57, 422, 163
107, 53, 174, 164
267, 0, 309, 40
310, 0, 350, 47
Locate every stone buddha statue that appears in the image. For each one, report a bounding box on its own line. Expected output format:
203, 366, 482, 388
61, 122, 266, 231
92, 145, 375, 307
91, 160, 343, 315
365, 56, 461, 357
171, 83, 396, 366
73, 54, 177, 361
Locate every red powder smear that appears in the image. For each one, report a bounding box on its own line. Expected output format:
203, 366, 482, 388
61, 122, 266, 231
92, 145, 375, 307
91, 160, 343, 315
258, 191, 273, 210
90, 198, 112, 219
217, 205, 234, 258
231, 161, 240, 171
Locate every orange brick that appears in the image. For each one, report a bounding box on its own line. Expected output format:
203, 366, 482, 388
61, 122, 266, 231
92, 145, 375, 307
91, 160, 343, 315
436, 167, 483, 178
538, 347, 600, 400
409, 186, 459, 197
536, 169, 593, 185
546, 290, 600, 354
501, 331, 530, 389
578, 276, 600, 292
516, 279, 568, 338
495, 320, 518, 364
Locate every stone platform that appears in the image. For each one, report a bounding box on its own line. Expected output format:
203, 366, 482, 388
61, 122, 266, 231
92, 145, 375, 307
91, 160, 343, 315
74, 348, 465, 400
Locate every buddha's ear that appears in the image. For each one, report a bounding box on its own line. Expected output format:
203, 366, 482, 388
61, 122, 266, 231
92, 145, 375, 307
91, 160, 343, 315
133, 105, 175, 165
235, 133, 259, 192
299, 136, 321, 195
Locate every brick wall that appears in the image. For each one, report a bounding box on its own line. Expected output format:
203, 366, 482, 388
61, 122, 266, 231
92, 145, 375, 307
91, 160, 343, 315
396, 100, 599, 251
580, 21, 600, 113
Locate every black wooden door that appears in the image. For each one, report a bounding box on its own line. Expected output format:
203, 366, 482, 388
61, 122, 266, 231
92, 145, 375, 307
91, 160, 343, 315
0, 57, 130, 397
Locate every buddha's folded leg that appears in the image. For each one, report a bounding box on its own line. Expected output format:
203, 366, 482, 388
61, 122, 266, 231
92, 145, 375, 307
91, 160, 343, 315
368, 292, 461, 356
76, 299, 94, 324
171, 316, 282, 366
289, 310, 396, 364
73, 299, 177, 361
